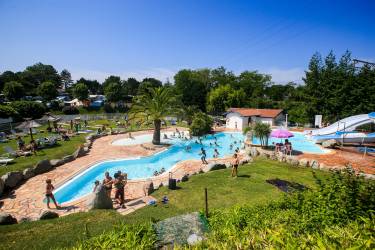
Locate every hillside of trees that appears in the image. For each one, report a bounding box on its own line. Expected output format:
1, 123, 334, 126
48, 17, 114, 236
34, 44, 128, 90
0, 51, 374, 124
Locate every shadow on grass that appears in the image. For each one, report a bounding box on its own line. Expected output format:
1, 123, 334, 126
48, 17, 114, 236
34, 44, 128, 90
237, 174, 251, 178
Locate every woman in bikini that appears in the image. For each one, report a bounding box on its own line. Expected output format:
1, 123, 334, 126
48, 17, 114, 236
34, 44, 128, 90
102, 172, 113, 198
45, 179, 60, 209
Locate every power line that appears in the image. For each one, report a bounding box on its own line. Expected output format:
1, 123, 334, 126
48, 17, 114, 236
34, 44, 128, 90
353, 59, 375, 67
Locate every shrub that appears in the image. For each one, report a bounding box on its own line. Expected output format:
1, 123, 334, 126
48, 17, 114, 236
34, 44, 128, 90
10, 101, 46, 119
103, 103, 116, 113
0, 105, 18, 119
192, 167, 375, 249
3, 81, 24, 101
62, 106, 79, 115
190, 112, 213, 136
73, 223, 156, 249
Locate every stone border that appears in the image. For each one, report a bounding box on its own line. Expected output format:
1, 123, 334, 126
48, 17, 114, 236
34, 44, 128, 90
246, 146, 375, 179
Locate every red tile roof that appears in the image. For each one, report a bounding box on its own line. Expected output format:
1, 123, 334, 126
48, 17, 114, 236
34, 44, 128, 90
228, 108, 283, 118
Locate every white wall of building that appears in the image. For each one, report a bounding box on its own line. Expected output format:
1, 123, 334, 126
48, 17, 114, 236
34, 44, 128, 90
251, 116, 274, 126
226, 113, 248, 130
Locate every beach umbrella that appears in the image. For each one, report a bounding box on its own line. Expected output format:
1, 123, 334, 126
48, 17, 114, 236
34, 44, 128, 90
40, 113, 60, 129
16, 118, 42, 141
270, 129, 294, 142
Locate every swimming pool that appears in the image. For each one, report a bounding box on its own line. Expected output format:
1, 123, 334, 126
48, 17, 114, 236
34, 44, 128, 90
54, 131, 326, 203
54, 132, 244, 203
251, 132, 327, 154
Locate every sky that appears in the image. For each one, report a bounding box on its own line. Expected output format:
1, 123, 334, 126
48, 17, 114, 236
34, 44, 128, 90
1, 0, 375, 84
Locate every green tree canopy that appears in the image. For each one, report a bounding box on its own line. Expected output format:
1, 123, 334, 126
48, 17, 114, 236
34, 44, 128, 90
104, 82, 124, 103
207, 84, 246, 115
3, 81, 24, 101
189, 111, 213, 136
73, 83, 89, 101
37, 81, 58, 101
60, 69, 73, 90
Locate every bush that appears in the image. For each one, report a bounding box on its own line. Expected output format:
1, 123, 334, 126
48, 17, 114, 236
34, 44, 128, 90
190, 112, 213, 136
3, 81, 24, 101
62, 106, 79, 115
10, 101, 46, 119
103, 103, 116, 113
0, 105, 18, 119
74, 223, 156, 249
192, 167, 375, 249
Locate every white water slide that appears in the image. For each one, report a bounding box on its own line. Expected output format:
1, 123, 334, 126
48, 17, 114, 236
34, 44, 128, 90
305, 112, 375, 136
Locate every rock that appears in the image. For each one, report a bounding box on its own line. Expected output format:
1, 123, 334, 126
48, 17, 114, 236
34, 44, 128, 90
203, 163, 227, 173
85, 135, 93, 140
83, 142, 91, 148
33, 159, 52, 175
86, 184, 113, 210
310, 160, 320, 169
62, 154, 74, 163
322, 139, 338, 148
319, 163, 327, 170
0, 213, 17, 225
286, 156, 299, 166
299, 159, 310, 167
187, 233, 203, 245
23, 168, 35, 180
249, 147, 258, 157
0, 178, 4, 196
39, 210, 59, 220
1, 171, 23, 188
181, 175, 189, 182
19, 217, 32, 223
49, 159, 64, 167
83, 147, 89, 153
144, 182, 154, 195
72, 148, 80, 159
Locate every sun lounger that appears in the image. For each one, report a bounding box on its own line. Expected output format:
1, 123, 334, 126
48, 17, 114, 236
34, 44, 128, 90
3, 146, 32, 157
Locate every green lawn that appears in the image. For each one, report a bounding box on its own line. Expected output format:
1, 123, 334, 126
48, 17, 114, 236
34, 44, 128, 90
0, 130, 86, 177
0, 159, 330, 250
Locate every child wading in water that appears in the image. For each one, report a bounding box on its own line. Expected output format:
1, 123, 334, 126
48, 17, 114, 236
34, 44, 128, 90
45, 179, 60, 209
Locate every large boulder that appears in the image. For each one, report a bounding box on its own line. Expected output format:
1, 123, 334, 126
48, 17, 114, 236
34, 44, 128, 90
322, 139, 338, 148
23, 168, 35, 180
39, 210, 59, 220
1, 171, 23, 188
33, 160, 52, 175
0, 213, 17, 225
299, 158, 310, 167
310, 160, 320, 169
286, 156, 299, 166
249, 147, 259, 157
86, 184, 113, 210
62, 154, 74, 163
49, 159, 64, 167
0, 178, 4, 196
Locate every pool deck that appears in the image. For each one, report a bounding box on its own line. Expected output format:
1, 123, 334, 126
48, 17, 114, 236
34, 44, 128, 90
1, 127, 374, 220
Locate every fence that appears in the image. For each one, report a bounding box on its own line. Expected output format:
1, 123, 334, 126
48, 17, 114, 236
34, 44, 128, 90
56, 113, 126, 122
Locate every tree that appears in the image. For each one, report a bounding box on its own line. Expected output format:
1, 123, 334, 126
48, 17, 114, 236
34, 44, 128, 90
20, 62, 61, 93
10, 101, 46, 119
174, 69, 208, 111
0, 71, 19, 91
179, 105, 199, 126
124, 78, 140, 96
189, 111, 213, 136
252, 122, 271, 148
3, 81, 24, 100
104, 82, 123, 103
0, 105, 18, 119
103, 75, 121, 91
60, 69, 73, 90
76, 78, 102, 94
130, 87, 179, 145
38, 81, 58, 101
73, 83, 89, 101
137, 78, 162, 95
207, 85, 246, 115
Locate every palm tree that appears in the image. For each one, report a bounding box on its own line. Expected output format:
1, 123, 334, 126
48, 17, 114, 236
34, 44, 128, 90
252, 122, 271, 148
129, 87, 179, 145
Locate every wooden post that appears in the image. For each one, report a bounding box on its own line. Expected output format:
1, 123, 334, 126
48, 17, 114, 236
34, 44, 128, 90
204, 188, 208, 218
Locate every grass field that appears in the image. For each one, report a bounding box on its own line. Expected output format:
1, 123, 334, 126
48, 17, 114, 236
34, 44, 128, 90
0, 158, 329, 249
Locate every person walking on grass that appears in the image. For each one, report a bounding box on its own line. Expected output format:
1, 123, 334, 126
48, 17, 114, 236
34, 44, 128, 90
45, 179, 60, 209
200, 147, 208, 164
231, 153, 240, 177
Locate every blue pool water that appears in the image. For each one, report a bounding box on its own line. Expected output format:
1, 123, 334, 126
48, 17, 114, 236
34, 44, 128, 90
251, 132, 326, 154
54, 132, 244, 203
54, 131, 326, 203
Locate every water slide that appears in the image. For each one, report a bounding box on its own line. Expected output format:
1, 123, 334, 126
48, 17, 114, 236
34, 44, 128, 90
305, 112, 375, 136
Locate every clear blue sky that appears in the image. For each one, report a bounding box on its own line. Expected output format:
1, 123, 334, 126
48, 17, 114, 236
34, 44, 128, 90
1, 0, 374, 83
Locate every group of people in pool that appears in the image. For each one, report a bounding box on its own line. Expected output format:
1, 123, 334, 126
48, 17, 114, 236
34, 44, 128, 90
93, 171, 128, 208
